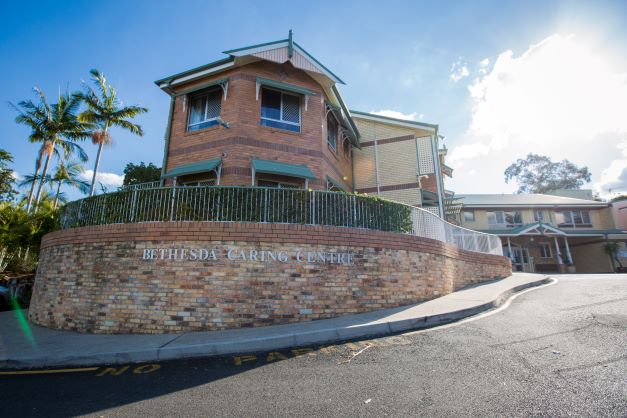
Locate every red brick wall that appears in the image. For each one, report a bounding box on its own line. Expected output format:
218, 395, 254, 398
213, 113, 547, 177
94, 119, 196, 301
29, 222, 511, 334
164, 61, 353, 190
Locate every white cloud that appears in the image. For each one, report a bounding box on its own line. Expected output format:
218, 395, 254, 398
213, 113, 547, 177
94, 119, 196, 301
449, 143, 491, 163
11, 171, 21, 181
370, 110, 417, 121
79, 170, 124, 187
479, 58, 490, 75
450, 59, 470, 82
448, 34, 627, 195
593, 141, 627, 197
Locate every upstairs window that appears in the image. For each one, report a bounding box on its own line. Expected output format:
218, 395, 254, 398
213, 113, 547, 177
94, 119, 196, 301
187, 88, 222, 132
463, 210, 475, 222
487, 211, 522, 228
534, 210, 544, 222
555, 210, 591, 227
327, 113, 338, 152
260, 88, 300, 132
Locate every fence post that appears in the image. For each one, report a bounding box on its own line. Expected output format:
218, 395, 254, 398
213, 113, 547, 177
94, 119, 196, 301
311, 190, 316, 225
170, 186, 176, 222
130, 189, 138, 222
263, 188, 268, 223
100, 195, 107, 224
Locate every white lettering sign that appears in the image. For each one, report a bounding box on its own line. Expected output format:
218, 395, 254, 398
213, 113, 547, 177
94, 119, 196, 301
141, 247, 355, 265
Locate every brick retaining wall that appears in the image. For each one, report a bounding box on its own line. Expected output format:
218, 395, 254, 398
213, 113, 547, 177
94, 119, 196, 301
29, 222, 511, 334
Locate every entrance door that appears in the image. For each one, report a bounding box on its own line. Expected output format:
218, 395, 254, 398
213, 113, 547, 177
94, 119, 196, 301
504, 247, 529, 272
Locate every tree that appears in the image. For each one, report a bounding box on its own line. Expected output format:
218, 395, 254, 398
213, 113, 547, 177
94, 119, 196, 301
50, 161, 90, 208
79, 69, 148, 196
0, 148, 17, 202
504, 154, 591, 194
603, 242, 623, 272
122, 162, 161, 185
11, 88, 90, 212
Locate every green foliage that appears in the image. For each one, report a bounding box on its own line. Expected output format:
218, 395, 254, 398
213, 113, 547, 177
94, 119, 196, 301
504, 154, 591, 194
59, 187, 415, 234
0, 148, 17, 202
610, 194, 627, 203
79, 69, 149, 195
11, 87, 92, 212
602, 241, 623, 269
123, 162, 161, 185
0, 202, 59, 273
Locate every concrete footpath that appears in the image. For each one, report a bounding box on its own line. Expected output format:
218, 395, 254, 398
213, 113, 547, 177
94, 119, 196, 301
0, 273, 551, 369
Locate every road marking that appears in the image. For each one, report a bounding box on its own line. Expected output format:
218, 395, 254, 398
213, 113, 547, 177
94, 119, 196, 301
0, 367, 99, 376
404, 278, 559, 336
96, 364, 161, 376
230, 336, 413, 366
133, 364, 161, 374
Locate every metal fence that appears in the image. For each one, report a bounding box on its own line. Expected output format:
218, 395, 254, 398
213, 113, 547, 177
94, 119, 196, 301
118, 181, 162, 192
59, 186, 503, 256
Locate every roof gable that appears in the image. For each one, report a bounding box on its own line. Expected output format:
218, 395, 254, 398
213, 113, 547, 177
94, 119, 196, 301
222, 30, 344, 85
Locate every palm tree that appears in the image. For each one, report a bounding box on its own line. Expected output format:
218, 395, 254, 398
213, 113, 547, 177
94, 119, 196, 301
50, 161, 90, 208
10, 90, 48, 212
79, 69, 148, 196
33, 92, 91, 211
11, 88, 90, 212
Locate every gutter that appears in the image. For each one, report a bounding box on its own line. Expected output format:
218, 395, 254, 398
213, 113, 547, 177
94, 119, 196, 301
160, 96, 175, 185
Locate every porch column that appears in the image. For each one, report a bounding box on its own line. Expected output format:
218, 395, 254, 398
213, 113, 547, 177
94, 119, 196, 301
554, 236, 563, 264
507, 237, 513, 260
563, 236, 573, 264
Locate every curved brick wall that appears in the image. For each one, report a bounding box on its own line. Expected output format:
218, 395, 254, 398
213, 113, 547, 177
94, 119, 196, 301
29, 222, 511, 334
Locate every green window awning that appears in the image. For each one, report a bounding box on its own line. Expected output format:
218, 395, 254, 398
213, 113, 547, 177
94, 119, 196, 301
256, 77, 316, 96
252, 159, 316, 180
164, 158, 222, 178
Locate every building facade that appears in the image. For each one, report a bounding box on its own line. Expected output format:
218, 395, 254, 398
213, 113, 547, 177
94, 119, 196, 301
458, 194, 627, 273
155, 32, 450, 215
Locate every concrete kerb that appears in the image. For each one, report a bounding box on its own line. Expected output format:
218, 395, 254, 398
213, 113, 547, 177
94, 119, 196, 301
0, 274, 551, 369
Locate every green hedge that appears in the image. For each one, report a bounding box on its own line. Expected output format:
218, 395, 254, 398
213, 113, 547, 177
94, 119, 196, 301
60, 186, 413, 233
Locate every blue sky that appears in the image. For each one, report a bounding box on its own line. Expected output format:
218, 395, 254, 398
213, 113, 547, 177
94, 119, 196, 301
2, 0, 627, 200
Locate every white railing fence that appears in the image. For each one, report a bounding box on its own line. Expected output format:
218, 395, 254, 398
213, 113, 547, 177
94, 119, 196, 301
60, 186, 503, 256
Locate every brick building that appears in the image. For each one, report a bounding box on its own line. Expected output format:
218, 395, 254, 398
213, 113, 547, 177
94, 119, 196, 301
155, 31, 450, 217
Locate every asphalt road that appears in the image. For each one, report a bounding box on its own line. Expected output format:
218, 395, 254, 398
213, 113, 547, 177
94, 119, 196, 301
1, 274, 626, 417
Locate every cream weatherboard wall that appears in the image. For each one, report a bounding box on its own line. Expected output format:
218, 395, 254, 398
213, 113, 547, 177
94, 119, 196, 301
352, 116, 440, 209
462, 208, 611, 230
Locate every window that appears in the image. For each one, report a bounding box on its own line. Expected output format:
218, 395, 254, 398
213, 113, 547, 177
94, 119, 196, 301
257, 179, 299, 189
327, 113, 338, 152
343, 138, 351, 159
487, 211, 522, 227
260, 88, 300, 132
463, 210, 475, 222
534, 210, 544, 222
555, 210, 591, 227
539, 243, 552, 258
187, 88, 222, 131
